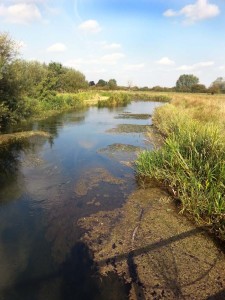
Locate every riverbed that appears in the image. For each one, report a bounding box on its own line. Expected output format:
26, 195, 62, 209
0, 101, 162, 299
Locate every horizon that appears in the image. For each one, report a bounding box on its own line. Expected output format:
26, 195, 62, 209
0, 0, 224, 87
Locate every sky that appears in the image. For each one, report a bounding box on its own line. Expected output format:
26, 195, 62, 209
0, 0, 225, 87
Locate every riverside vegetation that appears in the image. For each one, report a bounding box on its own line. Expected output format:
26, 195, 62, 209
1, 32, 225, 242
136, 93, 225, 240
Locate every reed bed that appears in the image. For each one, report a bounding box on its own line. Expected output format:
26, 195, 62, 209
136, 94, 225, 239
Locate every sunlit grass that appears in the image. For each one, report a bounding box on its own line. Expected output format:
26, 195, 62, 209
136, 93, 225, 239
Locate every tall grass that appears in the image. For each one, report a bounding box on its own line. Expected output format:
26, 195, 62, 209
97, 93, 131, 108
136, 97, 225, 240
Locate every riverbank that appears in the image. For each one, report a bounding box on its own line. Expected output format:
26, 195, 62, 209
79, 187, 225, 299
136, 93, 225, 240
0, 90, 169, 144
0, 131, 51, 146
76, 92, 225, 299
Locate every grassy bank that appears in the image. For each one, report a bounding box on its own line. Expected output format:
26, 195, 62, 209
136, 93, 225, 240
1, 90, 171, 130
97, 92, 131, 108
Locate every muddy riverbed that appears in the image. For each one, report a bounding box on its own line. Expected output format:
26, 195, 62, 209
0, 101, 225, 300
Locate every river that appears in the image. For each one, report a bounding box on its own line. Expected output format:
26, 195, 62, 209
0, 101, 162, 300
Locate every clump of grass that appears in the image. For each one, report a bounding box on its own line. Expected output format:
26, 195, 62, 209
97, 93, 131, 108
132, 93, 172, 102
136, 105, 225, 240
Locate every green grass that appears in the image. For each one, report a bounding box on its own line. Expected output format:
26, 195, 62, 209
136, 101, 225, 240
97, 93, 131, 108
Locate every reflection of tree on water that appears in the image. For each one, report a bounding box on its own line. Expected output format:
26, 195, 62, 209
2, 241, 130, 300
0, 136, 51, 202
30, 110, 86, 141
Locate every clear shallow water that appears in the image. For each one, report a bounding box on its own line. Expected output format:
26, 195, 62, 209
0, 101, 162, 300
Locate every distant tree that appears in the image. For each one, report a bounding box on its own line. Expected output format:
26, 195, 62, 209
108, 79, 117, 90
139, 86, 149, 91
0, 33, 23, 124
0, 33, 18, 80
59, 68, 88, 92
97, 79, 107, 87
176, 74, 199, 92
210, 77, 225, 94
89, 81, 95, 86
191, 84, 207, 93
127, 80, 133, 90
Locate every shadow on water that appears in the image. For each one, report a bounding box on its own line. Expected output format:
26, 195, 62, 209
1, 227, 224, 300
2, 242, 130, 300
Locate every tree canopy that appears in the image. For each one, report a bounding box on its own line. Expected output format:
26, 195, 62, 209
176, 74, 199, 92
210, 77, 225, 94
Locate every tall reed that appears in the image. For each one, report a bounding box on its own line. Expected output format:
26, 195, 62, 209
136, 103, 225, 239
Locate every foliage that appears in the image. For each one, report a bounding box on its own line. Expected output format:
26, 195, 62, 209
176, 74, 199, 92
210, 77, 225, 94
136, 100, 225, 240
0, 32, 89, 129
191, 84, 207, 93
108, 79, 117, 90
97, 79, 108, 87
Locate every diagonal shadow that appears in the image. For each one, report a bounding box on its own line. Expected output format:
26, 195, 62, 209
98, 226, 215, 299
98, 226, 208, 267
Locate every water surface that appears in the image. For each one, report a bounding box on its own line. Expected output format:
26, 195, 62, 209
0, 101, 162, 300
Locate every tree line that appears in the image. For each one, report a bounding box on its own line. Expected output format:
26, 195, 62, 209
0, 33, 88, 127
1, 32, 225, 128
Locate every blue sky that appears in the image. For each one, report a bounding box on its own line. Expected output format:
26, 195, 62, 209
0, 0, 225, 87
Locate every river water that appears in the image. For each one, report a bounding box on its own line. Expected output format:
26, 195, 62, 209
0, 101, 162, 300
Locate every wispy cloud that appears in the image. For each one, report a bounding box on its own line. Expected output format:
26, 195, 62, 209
156, 57, 175, 66
102, 42, 121, 50
101, 52, 125, 64
124, 63, 145, 71
0, 3, 42, 24
164, 0, 220, 24
65, 58, 98, 68
47, 43, 67, 52
78, 19, 102, 34
177, 61, 214, 71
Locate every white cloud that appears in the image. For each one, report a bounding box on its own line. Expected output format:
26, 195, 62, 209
65, 58, 98, 68
124, 63, 145, 71
156, 57, 175, 66
78, 19, 102, 34
47, 43, 67, 52
219, 66, 225, 70
101, 52, 125, 64
164, 0, 220, 24
103, 43, 121, 50
163, 9, 179, 17
65, 52, 125, 69
0, 3, 42, 24
177, 61, 214, 71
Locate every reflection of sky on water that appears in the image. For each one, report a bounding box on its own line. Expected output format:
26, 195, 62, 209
0, 101, 162, 299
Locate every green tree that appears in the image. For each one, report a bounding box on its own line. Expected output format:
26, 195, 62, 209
176, 74, 199, 92
59, 68, 88, 92
108, 79, 117, 90
0, 33, 25, 125
97, 79, 107, 87
191, 84, 207, 93
0, 33, 18, 80
210, 77, 225, 94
